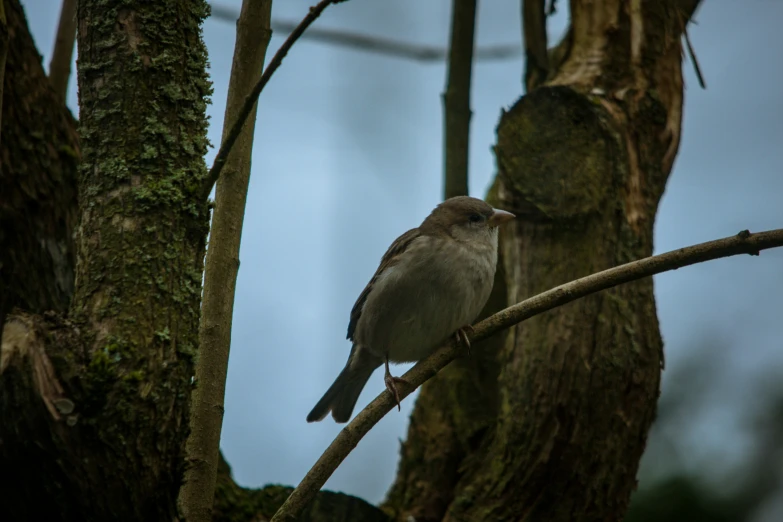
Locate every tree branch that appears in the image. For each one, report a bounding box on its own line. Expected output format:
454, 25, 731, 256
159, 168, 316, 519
209, 3, 522, 63
48, 0, 77, 102
200, 0, 347, 201
0, 0, 79, 351
442, 0, 477, 199
271, 228, 783, 521
179, 0, 273, 520
683, 26, 705, 89
522, 0, 549, 91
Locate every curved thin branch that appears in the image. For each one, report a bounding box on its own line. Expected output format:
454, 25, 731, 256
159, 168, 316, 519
209, 4, 522, 63
200, 0, 347, 201
270, 228, 783, 521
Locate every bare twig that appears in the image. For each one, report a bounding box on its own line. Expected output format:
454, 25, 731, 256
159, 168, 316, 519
270, 228, 783, 521
48, 0, 77, 102
200, 0, 347, 201
683, 26, 706, 89
676, 0, 706, 89
523, 0, 549, 91
442, 0, 477, 199
209, 3, 522, 63
179, 0, 274, 521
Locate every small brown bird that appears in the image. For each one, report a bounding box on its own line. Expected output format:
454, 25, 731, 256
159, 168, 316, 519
306, 196, 515, 423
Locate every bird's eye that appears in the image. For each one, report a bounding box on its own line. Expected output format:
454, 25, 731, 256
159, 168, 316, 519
469, 214, 482, 223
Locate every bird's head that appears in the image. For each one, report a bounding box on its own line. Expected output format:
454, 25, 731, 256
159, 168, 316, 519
422, 196, 515, 243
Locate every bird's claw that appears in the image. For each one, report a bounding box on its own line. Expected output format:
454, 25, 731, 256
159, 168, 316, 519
454, 325, 474, 356
384, 374, 408, 411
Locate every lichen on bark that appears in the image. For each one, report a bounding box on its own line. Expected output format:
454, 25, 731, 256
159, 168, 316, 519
2, 0, 213, 519
68, 0, 213, 517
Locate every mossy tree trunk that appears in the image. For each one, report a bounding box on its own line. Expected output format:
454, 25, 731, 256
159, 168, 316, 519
384, 1, 701, 521
0, 1, 389, 520
1, 0, 211, 518
0, 0, 79, 342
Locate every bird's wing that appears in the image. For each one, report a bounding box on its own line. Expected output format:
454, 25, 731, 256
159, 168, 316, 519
347, 228, 422, 341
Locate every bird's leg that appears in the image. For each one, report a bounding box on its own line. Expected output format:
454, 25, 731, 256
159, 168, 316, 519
454, 325, 475, 356
384, 357, 408, 411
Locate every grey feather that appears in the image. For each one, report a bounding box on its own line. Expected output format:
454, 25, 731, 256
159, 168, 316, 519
306, 345, 382, 423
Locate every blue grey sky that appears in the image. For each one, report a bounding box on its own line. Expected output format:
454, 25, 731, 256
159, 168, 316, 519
23, 0, 783, 507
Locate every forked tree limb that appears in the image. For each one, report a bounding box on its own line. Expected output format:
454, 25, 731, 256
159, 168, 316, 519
271, 228, 783, 521
200, 0, 348, 201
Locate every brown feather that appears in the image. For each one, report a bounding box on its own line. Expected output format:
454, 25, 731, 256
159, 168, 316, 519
420, 196, 494, 235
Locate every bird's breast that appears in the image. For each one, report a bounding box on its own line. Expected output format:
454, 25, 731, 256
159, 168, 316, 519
355, 235, 497, 362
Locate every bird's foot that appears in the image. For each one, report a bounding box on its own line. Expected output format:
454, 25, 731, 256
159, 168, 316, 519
454, 325, 475, 356
384, 362, 408, 411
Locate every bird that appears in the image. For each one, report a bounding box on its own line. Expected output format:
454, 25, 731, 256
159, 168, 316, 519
306, 196, 515, 423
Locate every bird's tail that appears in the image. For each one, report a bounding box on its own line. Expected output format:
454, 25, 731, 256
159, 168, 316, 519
307, 346, 380, 423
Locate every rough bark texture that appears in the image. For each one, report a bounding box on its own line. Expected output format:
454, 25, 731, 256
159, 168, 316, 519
1, 0, 213, 518
384, 1, 699, 521
0, 3, 80, 512
0, 2, 392, 521
0, 0, 79, 332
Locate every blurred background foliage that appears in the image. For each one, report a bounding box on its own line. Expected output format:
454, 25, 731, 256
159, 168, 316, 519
627, 340, 783, 522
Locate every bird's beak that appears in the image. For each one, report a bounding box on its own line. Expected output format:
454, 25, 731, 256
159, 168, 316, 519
488, 208, 515, 227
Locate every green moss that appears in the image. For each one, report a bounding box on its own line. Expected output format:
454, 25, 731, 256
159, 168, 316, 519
495, 86, 624, 221
66, 0, 213, 515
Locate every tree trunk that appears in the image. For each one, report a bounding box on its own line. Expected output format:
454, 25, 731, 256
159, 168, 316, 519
0, 2, 389, 520
1, 0, 212, 518
384, 1, 700, 521
0, 0, 79, 336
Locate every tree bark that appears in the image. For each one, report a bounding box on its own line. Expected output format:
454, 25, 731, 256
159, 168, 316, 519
384, 1, 701, 521
0, 0, 79, 333
1, 0, 212, 518
0, 2, 391, 520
